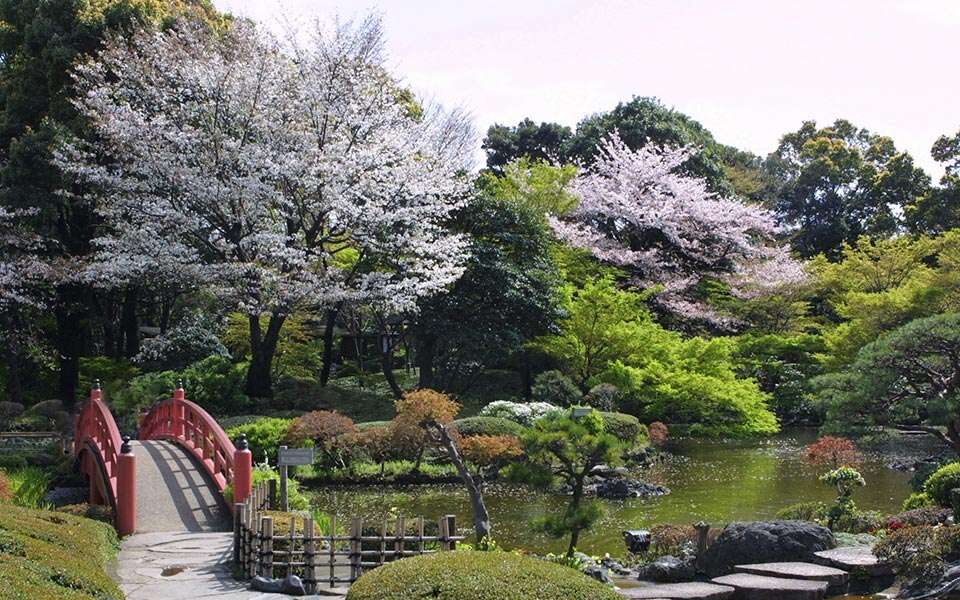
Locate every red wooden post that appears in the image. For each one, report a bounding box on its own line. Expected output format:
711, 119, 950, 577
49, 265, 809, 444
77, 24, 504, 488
116, 436, 137, 536
173, 380, 186, 438
233, 434, 253, 504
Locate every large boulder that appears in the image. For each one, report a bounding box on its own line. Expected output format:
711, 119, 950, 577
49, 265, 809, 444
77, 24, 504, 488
637, 555, 696, 582
702, 521, 835, 577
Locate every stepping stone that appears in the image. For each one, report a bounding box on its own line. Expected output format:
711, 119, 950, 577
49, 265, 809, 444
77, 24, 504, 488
813, 546, 893, 577
620, 582, 734, 599
711, 573, 828, 600
734, 562, 849, 589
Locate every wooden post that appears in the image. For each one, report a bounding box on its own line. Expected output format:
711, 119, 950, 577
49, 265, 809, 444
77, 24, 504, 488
350, 517, 362, 582
304, 516, 316, 593
278, 445, 289, 511
249, 514, 261, 578
329, 514, 337, 587
379, 518, 388, 565
233, 435, 253, 504
267, 479, 277, 510
395, 516, 405, 561
417, 517, 425, 556
288, 515, 296, 578
260, 516, 274, 578
234, 503, 244, 565
694, 521, 710, 572
445, 515, 457, 550
438, 516, 448, 552
116, 437, 136, 536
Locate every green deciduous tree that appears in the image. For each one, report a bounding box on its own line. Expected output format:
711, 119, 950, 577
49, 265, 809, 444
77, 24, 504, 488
766, 119, 931, 259
482, 119, 572, 174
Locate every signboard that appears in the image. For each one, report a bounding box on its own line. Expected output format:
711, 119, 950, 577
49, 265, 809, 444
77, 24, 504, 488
278, 447, 314, 466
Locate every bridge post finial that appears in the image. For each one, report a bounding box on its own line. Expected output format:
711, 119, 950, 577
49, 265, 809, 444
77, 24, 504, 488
173, 379, 185, 401
237, 434, 249, 451
91, 379, 103, 401
121, 435, 133, 454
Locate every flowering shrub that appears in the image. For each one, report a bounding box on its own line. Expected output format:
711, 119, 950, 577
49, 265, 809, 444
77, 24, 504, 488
648, 422, 669, 446
479, 400, 561, 426
804, 436, 861, 467
135, 313, 228, 371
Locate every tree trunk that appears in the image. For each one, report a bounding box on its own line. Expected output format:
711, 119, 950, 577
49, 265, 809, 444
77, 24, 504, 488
431, 422, 492, 542
3, 324, 23, 405
417, 334, 436, 389
381, 341, 403, 399
319, 304, 342, 386
121, 287, 139, 358
55, 288, 86, 411
244, 313, 286, 399
567, 479, 584, 558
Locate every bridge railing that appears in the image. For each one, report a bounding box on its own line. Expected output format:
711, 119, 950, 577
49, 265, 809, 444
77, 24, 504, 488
75, 382, 136, 535
139, 382, 252, 507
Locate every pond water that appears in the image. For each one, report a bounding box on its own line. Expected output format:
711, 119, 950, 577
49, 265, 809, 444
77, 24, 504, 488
307, 429, 927, 556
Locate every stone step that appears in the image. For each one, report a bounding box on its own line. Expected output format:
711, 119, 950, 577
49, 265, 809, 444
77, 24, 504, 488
620, 581, 735, 599
813, 546, 893, 577
733, 562, 849, 589
711, 573, 828, 600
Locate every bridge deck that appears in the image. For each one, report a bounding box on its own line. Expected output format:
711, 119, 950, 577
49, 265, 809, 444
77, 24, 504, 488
134, 440, 231, 533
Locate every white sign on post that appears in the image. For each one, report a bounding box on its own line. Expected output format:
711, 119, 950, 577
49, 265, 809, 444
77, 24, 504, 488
277, 446, 314, 511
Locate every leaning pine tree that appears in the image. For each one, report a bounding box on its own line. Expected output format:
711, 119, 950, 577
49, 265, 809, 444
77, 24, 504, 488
56, 16, 474, 397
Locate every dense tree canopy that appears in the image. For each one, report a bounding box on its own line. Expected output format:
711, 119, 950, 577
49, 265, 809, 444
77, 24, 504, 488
819, 313, 960, 454
766, 119, 930, 259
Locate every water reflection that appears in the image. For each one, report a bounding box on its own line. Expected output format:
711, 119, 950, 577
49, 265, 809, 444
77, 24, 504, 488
309, 429, 919, 555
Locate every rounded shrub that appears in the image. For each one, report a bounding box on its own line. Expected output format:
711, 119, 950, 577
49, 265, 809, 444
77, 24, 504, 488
924, 462, 960, 507
452, 416, 525, 437
903, 492, 936, 511
584, 383, 620, 411
598, 411, 642, 444
346, 550, 622, 600
225, 417, 292, 464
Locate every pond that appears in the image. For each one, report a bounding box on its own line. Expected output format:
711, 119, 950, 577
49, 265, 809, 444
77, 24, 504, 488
307, 429, 927, 556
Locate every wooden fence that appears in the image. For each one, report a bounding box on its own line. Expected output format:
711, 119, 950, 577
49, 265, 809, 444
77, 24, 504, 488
233, 481, 464, 591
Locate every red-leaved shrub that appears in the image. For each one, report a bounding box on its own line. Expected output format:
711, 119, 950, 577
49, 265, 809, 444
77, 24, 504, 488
805, 436, 861, 467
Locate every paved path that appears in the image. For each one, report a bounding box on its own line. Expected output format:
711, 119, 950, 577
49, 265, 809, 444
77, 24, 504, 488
115, 532, 347, 600
133, 440, 230, 533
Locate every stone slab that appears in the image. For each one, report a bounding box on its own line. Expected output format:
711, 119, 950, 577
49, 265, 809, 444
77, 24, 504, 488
813, 546, 893, 577
711, 573, 828, 600
734, 562, 848, 587
620, 582, 735, 599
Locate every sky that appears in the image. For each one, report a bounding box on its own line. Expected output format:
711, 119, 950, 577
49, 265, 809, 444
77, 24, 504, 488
213, 0, 960, 177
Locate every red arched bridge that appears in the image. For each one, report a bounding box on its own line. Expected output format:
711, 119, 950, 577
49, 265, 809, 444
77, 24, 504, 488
74, 382, 252, 535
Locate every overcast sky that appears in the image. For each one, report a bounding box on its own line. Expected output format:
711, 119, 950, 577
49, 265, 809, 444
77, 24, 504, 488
214, 0, 960, 177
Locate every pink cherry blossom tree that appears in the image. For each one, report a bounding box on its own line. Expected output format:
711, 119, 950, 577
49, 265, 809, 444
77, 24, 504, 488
551, 133, 805, 328
57, 16, 474, 397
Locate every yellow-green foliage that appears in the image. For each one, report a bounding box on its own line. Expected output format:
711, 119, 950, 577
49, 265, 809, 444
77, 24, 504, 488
347, 550, 623, 600
0, 504, 122, 600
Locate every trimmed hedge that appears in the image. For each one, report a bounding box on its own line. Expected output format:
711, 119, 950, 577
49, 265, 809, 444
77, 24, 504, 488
0, 503, 122, 599
452, 416, 526, 437
225, 417, 292, 464
346, 550, 622, 600
924, 462, 960, 507
599, 411, 643, 443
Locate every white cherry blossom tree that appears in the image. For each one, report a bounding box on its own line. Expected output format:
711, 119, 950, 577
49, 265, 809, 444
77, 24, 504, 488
551, 133, 804, 328
57, 16, 474, 397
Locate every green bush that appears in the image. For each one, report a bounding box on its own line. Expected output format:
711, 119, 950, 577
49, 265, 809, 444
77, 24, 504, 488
924, 462, 960, 507
531, 370, 582, 407
346, 550, 623, 600
903, 492, 936, 511
776, 501, 827, 522
0, 503, 122, 599
77, 357, 140, 402
225, 417, 293, 464
584, 383, 620, 411
452, 416, 525, 437
598, 411, 642, 444
875, 525, 960, 585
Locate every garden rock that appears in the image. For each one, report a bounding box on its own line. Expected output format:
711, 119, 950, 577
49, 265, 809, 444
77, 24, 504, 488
584, 563, 615, 585
637, 555, 696, 582
591, 464, 630, 478
250, 574, 306, 596
601, 555, 632, 576
43, 486, 87, 507
702, 521, 835, 576
593, 478, 670, 499
899, 560, 960, 599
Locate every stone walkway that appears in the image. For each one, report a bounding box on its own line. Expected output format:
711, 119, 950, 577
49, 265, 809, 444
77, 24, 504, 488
115, 532, 347, 599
